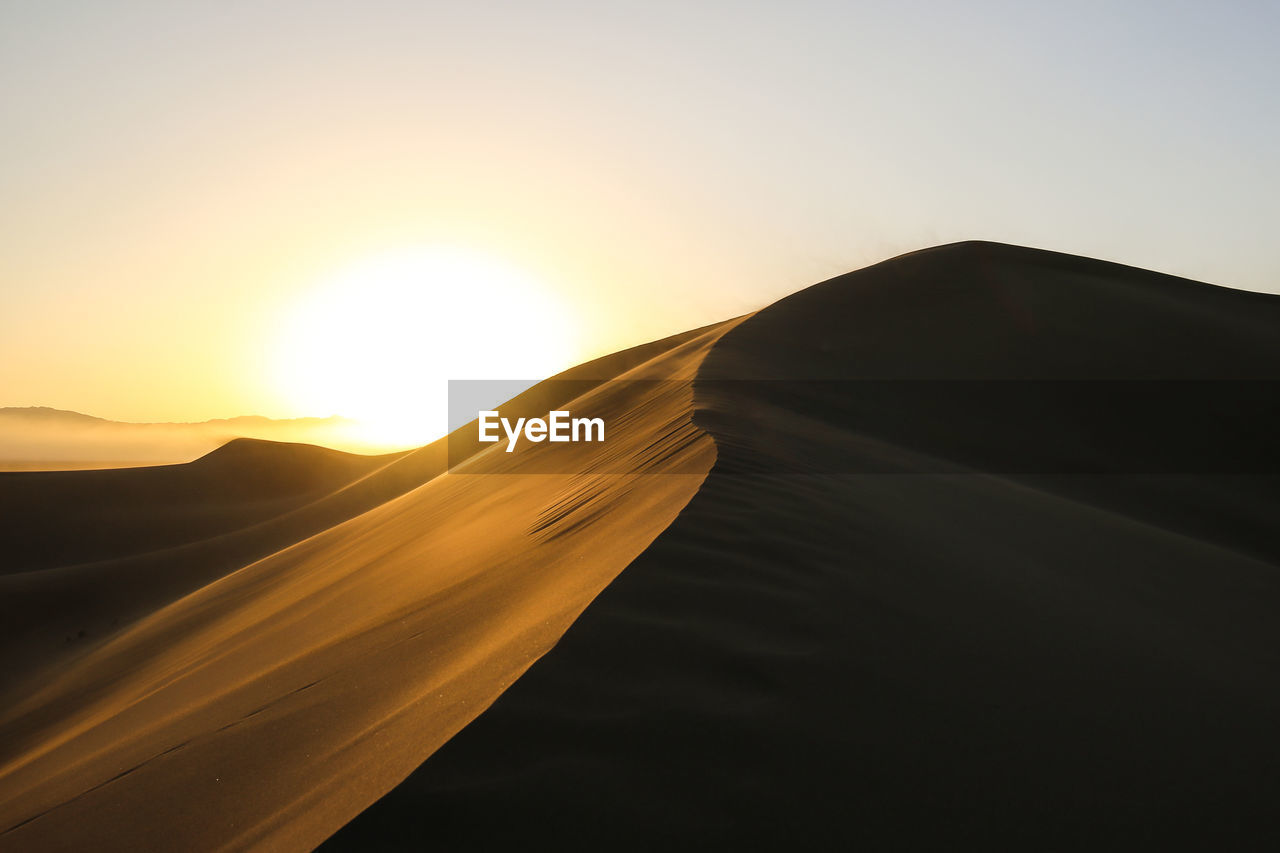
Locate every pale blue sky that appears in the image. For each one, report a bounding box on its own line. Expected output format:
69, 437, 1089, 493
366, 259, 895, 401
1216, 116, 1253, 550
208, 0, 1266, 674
2, 1, 1277, 423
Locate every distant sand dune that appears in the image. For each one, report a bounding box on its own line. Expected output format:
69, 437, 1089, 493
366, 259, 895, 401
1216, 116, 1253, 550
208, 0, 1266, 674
2, 242, 1279, 850
0, 439, 404, 575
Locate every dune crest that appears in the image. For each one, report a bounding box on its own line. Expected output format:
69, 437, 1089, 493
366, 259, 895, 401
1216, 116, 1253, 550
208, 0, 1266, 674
327, 242, 1280, 849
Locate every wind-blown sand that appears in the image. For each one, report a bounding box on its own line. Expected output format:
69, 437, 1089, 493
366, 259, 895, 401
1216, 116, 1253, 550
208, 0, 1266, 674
2, 242, 1278, 849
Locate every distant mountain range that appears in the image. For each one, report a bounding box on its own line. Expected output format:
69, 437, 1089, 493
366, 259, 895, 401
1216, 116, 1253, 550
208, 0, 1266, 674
0, 407, 359, 469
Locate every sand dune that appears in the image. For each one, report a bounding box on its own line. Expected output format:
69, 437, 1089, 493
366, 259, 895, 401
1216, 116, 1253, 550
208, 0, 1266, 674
326, 242, 1280, 848
0, 439, 403, 575
0, 323, 727, 693
2, 242, 1278, 850
0, 319, 738, 850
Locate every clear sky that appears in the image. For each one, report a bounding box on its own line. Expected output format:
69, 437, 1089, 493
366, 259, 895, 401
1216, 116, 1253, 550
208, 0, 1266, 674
2, 1, 1277, 441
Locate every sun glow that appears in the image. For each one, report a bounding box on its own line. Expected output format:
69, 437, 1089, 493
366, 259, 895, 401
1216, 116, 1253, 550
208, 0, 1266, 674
273, 247, 576, 451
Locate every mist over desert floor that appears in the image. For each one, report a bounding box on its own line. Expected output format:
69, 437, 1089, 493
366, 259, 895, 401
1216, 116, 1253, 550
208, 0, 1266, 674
2, 242, 1279, 850
0, 409, 374, 471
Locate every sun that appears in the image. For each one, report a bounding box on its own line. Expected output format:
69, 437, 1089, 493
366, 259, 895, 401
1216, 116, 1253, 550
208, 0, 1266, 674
273, 247, 576, 451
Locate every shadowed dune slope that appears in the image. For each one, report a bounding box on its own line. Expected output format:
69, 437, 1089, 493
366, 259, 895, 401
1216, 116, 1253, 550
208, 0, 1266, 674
0, 319, 740, 851
325, 242, 1280, 849
0, 439, 403, 575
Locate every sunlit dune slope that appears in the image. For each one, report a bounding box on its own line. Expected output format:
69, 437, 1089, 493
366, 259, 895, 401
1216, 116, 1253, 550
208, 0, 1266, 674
326, 241, 1280, 849
0, 321, 725, 692
0, 317, 741, 851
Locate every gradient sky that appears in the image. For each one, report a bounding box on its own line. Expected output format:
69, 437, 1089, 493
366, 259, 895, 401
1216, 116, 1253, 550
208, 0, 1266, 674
3, 1, 1277, 429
